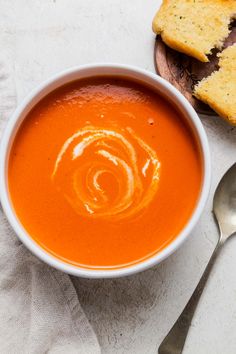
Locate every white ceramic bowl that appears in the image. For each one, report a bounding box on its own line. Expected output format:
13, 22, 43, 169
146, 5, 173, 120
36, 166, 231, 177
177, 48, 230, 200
0, 64, 211, 278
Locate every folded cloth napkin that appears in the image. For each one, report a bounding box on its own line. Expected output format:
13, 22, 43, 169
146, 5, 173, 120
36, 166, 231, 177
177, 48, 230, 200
0, 61, 101, 354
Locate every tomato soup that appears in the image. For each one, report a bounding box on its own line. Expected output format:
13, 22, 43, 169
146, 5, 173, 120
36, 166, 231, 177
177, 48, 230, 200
8, 77, 202, 269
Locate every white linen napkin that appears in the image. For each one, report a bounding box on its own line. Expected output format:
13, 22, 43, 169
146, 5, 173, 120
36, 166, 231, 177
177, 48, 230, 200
0, 61, 101, 354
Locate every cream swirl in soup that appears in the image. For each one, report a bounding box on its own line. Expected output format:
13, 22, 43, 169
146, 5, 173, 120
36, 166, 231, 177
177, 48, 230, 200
52, 126, 160, 220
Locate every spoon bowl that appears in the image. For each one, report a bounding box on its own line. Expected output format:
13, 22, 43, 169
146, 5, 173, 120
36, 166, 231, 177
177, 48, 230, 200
213, 163, 236, 238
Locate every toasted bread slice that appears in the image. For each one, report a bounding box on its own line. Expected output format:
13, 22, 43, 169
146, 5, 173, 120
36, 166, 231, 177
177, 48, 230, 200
194, 44, 236, 124
152, 0, 236, 62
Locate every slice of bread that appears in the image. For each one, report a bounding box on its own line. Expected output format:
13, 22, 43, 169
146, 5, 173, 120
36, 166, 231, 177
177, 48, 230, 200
194, 44, 236, 124
152, 0, 236, 62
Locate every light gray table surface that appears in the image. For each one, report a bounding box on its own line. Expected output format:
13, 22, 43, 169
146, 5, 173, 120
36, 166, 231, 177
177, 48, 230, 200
1, 1, 236, 353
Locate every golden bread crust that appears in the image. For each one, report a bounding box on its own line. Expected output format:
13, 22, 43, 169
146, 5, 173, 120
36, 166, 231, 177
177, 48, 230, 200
152, 0, 236, 62
194, 44, 236, 124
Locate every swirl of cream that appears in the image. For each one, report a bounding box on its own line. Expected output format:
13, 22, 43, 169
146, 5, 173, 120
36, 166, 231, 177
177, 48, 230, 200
51, 126, 160, 220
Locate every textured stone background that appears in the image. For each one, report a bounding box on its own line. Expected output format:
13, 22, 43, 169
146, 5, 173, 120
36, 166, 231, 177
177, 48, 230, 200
1, 1, 236, 353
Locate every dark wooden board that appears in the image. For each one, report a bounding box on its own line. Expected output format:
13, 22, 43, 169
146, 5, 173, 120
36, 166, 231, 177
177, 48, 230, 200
154, 23, 236, 115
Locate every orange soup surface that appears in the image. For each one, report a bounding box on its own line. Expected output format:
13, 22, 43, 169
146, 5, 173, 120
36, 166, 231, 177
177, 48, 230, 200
8, 77, 202, 269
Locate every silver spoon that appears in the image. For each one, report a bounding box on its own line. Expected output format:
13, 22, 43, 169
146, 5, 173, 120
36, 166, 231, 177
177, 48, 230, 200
158, 163, 236, 354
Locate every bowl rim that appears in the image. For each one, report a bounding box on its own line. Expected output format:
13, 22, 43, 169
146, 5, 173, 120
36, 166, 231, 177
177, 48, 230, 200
0, 63, 211, 278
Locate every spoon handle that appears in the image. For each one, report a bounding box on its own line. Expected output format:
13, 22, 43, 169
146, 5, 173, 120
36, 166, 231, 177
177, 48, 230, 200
158, 240, 223, 354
